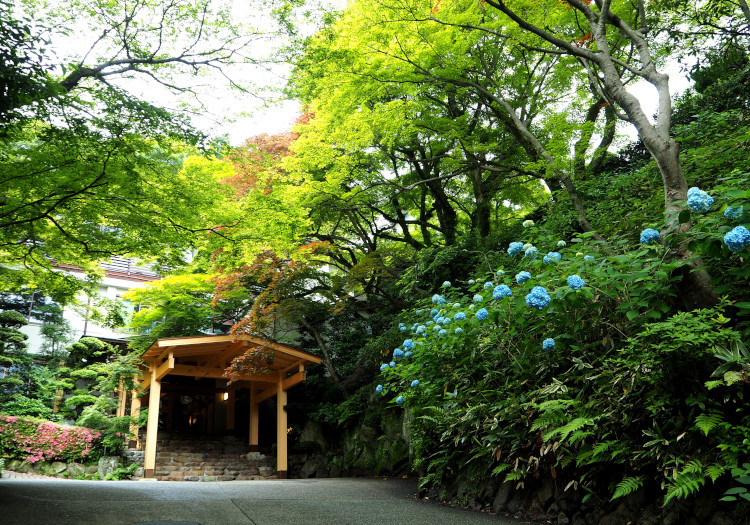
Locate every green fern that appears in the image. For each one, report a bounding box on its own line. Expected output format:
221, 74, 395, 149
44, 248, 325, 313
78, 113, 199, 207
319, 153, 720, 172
491, 463, 511, 476
664, 467, 707, 506
543, 417, 595, 442
611, 476, 645, 500
695, 410, 724, 436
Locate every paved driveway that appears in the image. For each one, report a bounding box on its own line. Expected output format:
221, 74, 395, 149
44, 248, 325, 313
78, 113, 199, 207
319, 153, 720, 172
0, 475, 530, 525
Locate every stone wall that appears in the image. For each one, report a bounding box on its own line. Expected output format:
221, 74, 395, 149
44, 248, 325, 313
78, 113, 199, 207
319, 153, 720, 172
292, 408, 410, 479
422, 476, 748, 525
2, 456, 124, 480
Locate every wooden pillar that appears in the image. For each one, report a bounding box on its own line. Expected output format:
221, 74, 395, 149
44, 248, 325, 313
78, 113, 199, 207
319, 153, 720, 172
143, 366, 162, 479
276, 380, 288, 479
129, 390, 141, 449
116, 380, 127, 417
249, 388, 259, 452
226, 388, 235, 431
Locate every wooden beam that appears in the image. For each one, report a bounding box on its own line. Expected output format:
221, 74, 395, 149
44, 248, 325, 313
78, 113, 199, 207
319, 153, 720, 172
249, 389, 259, 451
226, 388, 235, 431
170, 364, 278, 383
129, 391, 141, 449
143, 368, 162, 478
276, 378, 288, 478
240, 334, 321, 363
218, 340, 247, 367
282, 370, 306, 391
157, 335, 234, 347
252, 387, 278, 404
154, 352, 174, 381
280, 359, 304, 375
156, 345, 176, 363
116, 380, 127, 417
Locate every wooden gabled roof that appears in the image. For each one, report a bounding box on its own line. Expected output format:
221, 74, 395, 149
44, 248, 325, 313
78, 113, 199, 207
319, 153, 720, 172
139, 334, 321, 390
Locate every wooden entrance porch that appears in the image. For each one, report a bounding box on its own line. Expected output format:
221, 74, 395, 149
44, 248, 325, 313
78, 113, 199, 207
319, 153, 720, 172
120, 334, 321, 479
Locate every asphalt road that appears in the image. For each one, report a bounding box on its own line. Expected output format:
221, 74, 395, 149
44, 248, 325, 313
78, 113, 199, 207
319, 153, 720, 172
0, 475, 531, 525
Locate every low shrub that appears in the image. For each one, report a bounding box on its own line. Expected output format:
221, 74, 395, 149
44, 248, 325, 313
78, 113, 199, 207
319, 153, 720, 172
0, 414, 104, 463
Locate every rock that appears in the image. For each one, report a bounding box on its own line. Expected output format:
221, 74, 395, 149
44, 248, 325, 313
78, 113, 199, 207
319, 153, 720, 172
16, 461, 32, 473
493, 482, 513, 513
506, 491, 524, 514
557, 511, 570, 524
50, 461, 67, 474
329, 464, 342, 478
97, 456, 122, 480
478, 478, 500, 503
85, 465, 99, 477
66, 462, 85, 478
600, 502, 635, 525
693, 488, 719, 522
538, 478, 556, 507
708, 511, 737, 525
7, 459, 21, 471
300, 457, 322, 478
258, 466, 275, 477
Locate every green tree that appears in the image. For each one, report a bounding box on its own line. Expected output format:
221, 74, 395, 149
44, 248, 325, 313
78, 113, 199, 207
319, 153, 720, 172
0, 310, 30, 400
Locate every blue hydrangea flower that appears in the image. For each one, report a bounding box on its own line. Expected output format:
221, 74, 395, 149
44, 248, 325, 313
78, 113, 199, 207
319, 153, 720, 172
475, 308, 489, 321
524, 246, 538, 258
442, 281, 451, 288
398, 323, 405, 328
687, 187, 714, 213
567, 274, 585, 290
454, 328, 463, 334
376, 384, 383, 393
508, 242, 524, 256
389, 361, 396, 368
522, 219, 535, 228
411, 379, 419, 388
473, 294, 484, 303
454, 312, 466, 321
393, 349, 404, 359
379, 364, 389, 372
544, 252, 561, 264
525, 286, 551, 310
400, 326, 407, 332
640, 228, 660, 245
396, 395, 404, 405
430, 308, 438, 316
404, 351, 412, 358
415, 310, 422, 315
516, 271, 531, 284
724, 225, 750, 252
439, 317, 451, 325
493, 285, 512, 300
584, 255, 594, 262
468, 279, 476, 285
433, 325, 440, 332
439, 329, 447, 337
496, 269, 505, 276
725, 206, 744, 221
426, 321, 433, 326
453, 303, 461, 308
403, 339, 415, 350
431, 294, 446, 305
542, 338, 555, 351
483, 281, 493, 290
557, 240, 566, 247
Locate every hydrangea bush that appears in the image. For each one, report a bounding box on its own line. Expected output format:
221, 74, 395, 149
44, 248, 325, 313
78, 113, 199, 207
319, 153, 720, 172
374, 196, 750, 505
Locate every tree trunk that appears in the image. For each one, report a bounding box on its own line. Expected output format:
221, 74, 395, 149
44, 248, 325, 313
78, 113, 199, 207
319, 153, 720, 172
642, 136, 719, 309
